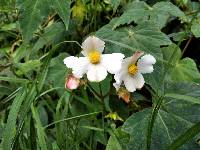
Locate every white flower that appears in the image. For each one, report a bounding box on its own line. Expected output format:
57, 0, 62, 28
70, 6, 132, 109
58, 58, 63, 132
64, 36, 125, 82
113, 51, 156, 92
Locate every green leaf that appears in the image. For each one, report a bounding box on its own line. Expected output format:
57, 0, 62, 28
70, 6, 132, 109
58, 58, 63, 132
0, 76, 29, 84
169, 31, 190, 42
122, 108, 199, 149
51, 0, 71, 30
162, 44, 200, 83
191, 19, 200, 38
14, 49, 53, 145
17, 0, 50, 43
15, 60, 41, 75
113, 1, 149, 28
164, 93, 200, 104
2, 87, 27, 150
12, 44, 28, 63
46, 53, 69, 93
163, 82, 200, 123
122, 108, 151, 149
96, 19, 171, 58
114, 1, 185, 29
110, 0, 121, 13
144, 59, 165, 95
32, 22, 65, 53
118, 81, 200, 149
106, 128, 129, 150
151, 2, 185, 28
168, 121, 200, 149
31, 104, 48, 150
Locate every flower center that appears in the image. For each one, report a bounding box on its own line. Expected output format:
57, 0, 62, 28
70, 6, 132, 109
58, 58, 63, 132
128, 64, 138, 75
88, 50, 101, 64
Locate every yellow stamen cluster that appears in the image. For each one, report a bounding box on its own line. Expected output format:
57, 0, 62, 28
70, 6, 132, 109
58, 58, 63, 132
88, 50, 101, 64
128, 64, 138, 75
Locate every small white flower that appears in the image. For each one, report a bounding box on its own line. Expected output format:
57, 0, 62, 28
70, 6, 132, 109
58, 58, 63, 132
64, 36, 125, 82
113, 51, 156, 92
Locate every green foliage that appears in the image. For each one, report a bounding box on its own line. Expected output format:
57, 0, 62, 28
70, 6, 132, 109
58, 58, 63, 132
31, 104, 48, 150
2, 88, 26, 150
16, 0, 51, 43
169, 121, 200, 149
50, 0, 71, 30
121, 81, 200, 149
0, 0, 200, 150
191, 19, 200, 38
96, 19, 171, 58
109, 0, 121, 13
162, 44, 200, 82
16, 0, 71, 43
113, 1, 185, 29
32, 22, 66, 53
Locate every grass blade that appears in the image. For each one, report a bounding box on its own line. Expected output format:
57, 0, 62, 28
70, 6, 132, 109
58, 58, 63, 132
31, 104, 48, 150
0, 76, 29, 84
2, 87, 27, 150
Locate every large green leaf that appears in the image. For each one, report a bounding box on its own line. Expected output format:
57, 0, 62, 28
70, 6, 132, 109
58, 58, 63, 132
114, 1, 185, 29
116, 81, 200, 150
16, 0, 50, 43
106, 128, 129, 150
113, 1, 149, 28
96, 19, 171, 58
163, 82, 200, 123
162, 44, 200, 83
150, 2, 185, 28
51, 0, 71, 30
32, 22, 66, 53
122, 108, 151, 149
46, 53, 69, 94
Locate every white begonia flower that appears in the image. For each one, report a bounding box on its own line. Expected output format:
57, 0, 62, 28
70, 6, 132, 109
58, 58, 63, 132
63, 36, 125, 82
113, 51, 156, 92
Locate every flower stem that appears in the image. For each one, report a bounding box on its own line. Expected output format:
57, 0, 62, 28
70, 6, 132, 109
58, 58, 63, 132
87, 83, 102, 101
181, 36, 193, 57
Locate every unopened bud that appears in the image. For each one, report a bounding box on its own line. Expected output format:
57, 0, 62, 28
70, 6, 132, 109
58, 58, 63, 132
117, 87, 130, 103
65, 74, 80, 90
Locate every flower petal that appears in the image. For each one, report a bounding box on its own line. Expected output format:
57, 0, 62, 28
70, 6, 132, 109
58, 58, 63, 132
72, 57, 89, 78
63, 56, 79, 68
114, 73, 123, 84
86, 64, 107, 82
101, 53, 125, 74
132, 73, 145, 89
113, 56, 131, 83
81, 36, 105, 56
113, 82, 121, 91
137, 54, 156, 74
64, 56, 89, 78
124, 75, 136, 92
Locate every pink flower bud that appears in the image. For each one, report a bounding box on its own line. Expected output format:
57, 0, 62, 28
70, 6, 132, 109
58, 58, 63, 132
65, 74, 80, 90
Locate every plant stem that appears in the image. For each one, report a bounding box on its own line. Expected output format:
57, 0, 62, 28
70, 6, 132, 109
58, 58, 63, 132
181, 36, 193, 57
44, 111, 102, 129
87, 83, 102, 101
